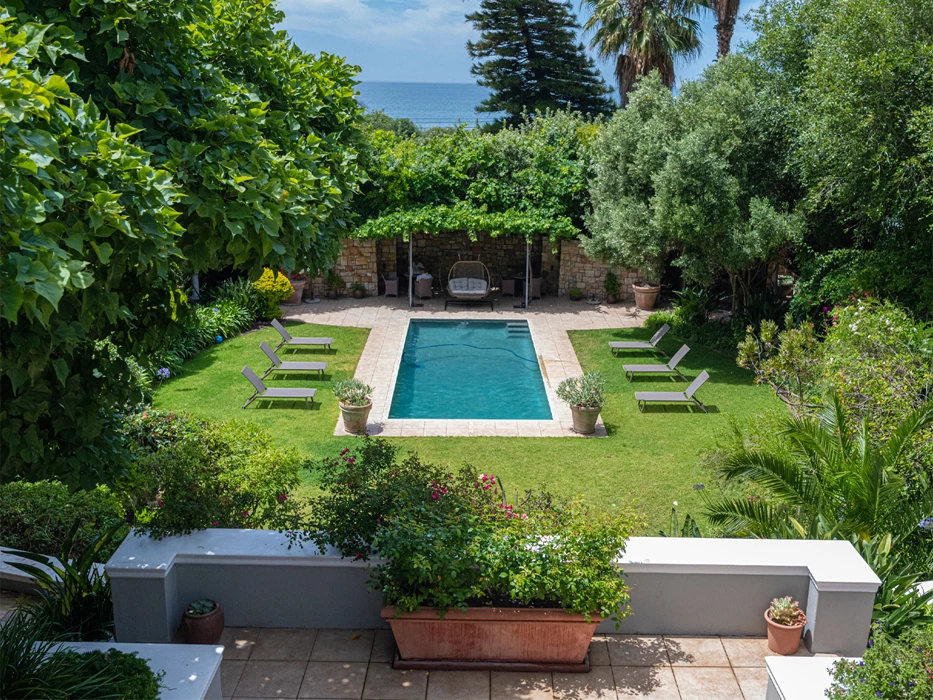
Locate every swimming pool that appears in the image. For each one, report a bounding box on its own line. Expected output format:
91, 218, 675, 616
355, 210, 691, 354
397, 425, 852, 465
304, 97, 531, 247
389, 320, 552, 420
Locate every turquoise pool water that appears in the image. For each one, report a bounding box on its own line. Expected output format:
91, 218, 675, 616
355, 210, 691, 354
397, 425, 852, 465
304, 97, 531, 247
389, 320, 552, 420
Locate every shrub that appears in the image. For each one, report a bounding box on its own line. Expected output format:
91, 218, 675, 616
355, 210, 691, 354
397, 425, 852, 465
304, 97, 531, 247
603, 271, 620, 296
0, 481, 126, 560
7, 522, 120, 641
251, 268, 295, 319
333, 379, 373, 406
126, 413, 305, 538
568, 287, 584, 301
826, 626, 933, 699
0, 612, 162, 699
645, 295, 742, 356
208, 277, 263, 319
556, 372, 606, 409
307, 439, 639, 620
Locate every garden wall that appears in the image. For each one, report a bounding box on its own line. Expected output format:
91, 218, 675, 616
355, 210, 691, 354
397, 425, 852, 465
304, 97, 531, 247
108, 532, 879, 657
557, 240, 639, 301
308, 238, 379, 298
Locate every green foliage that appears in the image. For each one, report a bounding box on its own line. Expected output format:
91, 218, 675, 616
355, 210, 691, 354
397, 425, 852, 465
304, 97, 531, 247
0, 480, 126, 560
125, 412, 304, 538
827, 626, 933, 699
356, 112, 598, 243
332, 379, 373, 407
251, 268, 295, 320
466, 0, 614, 120
0, 14, 184, 488
186, 599, 217, 615
308, 439, 638, 620
0, 613, 162, 699
644, 290, 741, 356
767, 596, 805, 626
556, 372, 606, 409
568, 287, 584, 301
5, 521, 120, 641
208, 277, 263, 320
603, 270, 620, 295
362, 110, 420, 138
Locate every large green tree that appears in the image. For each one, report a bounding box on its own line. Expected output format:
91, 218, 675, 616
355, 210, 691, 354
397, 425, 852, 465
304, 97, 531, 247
584, 61, 802, 302
581, 0, 706, 106
466, 0, 614, 121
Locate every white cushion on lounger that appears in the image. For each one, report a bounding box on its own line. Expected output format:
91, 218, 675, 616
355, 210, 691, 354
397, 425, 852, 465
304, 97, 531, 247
449, 277, 488, 297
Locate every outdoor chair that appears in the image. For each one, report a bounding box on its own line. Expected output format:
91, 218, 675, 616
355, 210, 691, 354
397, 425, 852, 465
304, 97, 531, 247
241, 366, 316, 409
609, 323, 670, 357
382, 273, 399, 297
530, 276, 542, 300
623, 344, 690, 382
635, 370, 710, 413
271, 318, 333, 353
260, 342, 327, 379
500, 272, 516, 297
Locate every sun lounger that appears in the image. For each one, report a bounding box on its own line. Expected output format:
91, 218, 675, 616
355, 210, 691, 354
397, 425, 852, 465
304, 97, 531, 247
260, 342, 327, 379
635, 370, 710, 413
609, 324, 669, 357
242, 366, 316, 409
623, 344, 690, 381
271, 319, 333, 353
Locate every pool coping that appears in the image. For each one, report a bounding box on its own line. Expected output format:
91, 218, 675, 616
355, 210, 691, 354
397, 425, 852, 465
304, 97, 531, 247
335, 312, 607, 438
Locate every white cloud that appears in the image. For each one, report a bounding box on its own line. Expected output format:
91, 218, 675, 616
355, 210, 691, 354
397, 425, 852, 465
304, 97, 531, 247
277, 0, 481, 51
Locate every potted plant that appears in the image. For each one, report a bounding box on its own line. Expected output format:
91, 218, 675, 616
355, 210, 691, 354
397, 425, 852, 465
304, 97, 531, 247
632, 278, 661, 310
333, 378, 373, 434
304, 438, 636, 670
765, 596, 807, 655
351, 282, 366, 299
556, 372, 605, 435
181, 598, 224, 644
603, 271, 620, 304
568, 287, 584, 301
326, 269, 343, 300
282, 270, 306, 305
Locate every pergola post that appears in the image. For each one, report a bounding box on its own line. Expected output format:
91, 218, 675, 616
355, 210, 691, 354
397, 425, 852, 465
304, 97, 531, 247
525, 238, 530, 309
408, 234, 413, 309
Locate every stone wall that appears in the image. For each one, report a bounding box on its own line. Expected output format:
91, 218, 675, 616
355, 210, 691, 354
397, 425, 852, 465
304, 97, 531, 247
557, 239, 640, 301
309, 238, 378, 298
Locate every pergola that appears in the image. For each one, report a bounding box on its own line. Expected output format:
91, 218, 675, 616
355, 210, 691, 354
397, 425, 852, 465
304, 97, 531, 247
353, 204, 578, 310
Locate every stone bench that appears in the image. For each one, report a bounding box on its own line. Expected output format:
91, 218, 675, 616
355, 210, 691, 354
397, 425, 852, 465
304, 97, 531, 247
53, 642, 223, 699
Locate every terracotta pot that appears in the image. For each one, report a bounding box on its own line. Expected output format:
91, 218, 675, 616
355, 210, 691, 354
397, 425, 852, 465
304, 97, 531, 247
382, 606, 600, 664
340, 401, 372, 434
765, 610, 806, 655
632, 283, 661, 310
284, 279, 305, 305
327, 289, 338, 300
569, 406, 600, 435
181, 601, 224, 644
353, 289, 364, 299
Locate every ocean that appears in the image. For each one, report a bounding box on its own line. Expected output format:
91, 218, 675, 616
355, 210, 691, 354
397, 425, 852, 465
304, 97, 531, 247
356, 82, 504, 129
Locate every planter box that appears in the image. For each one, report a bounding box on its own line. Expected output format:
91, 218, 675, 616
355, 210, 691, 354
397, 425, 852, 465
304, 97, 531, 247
382, 606, 599, 671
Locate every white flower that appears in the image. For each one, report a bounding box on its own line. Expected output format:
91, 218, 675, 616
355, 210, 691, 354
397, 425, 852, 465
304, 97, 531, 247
673, 501, 678, 506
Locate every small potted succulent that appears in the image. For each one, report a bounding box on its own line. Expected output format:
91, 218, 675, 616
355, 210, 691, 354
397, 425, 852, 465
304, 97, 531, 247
568, 287, 584, 301
765, 596, 807, 654
604, 271, 621, 304
326, 269, 343, 300
334, 378, 373, 434
181, 598, 224, 644
351, 282, 366, 299
556, 371, 605, 435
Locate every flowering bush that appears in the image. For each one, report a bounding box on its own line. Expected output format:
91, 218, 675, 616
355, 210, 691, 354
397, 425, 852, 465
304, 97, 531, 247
251, 268, 295, 319
306, 439, 639, 621
826, 625, 933, 699
122, 412, 305, 538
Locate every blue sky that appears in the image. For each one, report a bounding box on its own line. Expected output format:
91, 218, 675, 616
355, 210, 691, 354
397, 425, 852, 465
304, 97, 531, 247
278, 1, 762, 88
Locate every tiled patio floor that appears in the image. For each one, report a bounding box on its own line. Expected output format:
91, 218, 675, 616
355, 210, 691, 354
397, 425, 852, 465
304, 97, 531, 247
281, 295, 648, 438
218, 627, 822, 699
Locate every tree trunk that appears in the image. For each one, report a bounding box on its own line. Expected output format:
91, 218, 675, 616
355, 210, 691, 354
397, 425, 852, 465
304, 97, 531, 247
715, 19, 736, 58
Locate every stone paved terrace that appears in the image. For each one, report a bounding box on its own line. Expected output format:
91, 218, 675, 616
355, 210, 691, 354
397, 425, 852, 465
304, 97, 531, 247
217, 627, 831, 699
280, 294, 649, 438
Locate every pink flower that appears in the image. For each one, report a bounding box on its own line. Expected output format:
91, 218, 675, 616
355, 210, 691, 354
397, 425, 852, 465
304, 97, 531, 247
376, 517, 382, 524
348, 457, 355, 464
158, 500, 165, 508
277, 493, 287, 502
431, 493, 439, 499
354, 553, 363, 560
212, 521, 219, 526
340, 448, 349, 456
242, 510, 249, 517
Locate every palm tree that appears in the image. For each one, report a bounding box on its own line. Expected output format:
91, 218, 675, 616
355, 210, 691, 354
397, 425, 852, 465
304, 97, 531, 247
581, 0, 707, 106
712, 0, 740, 58
703, 393, 933, 542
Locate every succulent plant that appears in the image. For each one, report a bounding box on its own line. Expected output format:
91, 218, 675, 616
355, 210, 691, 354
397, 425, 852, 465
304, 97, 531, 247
768, 596, 806, 626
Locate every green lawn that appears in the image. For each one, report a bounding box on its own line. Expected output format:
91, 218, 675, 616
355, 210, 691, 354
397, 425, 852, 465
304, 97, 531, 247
154, 321, 781, 533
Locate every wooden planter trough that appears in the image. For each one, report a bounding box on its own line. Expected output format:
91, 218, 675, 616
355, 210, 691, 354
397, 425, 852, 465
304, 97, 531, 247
382, 606, 599, 672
